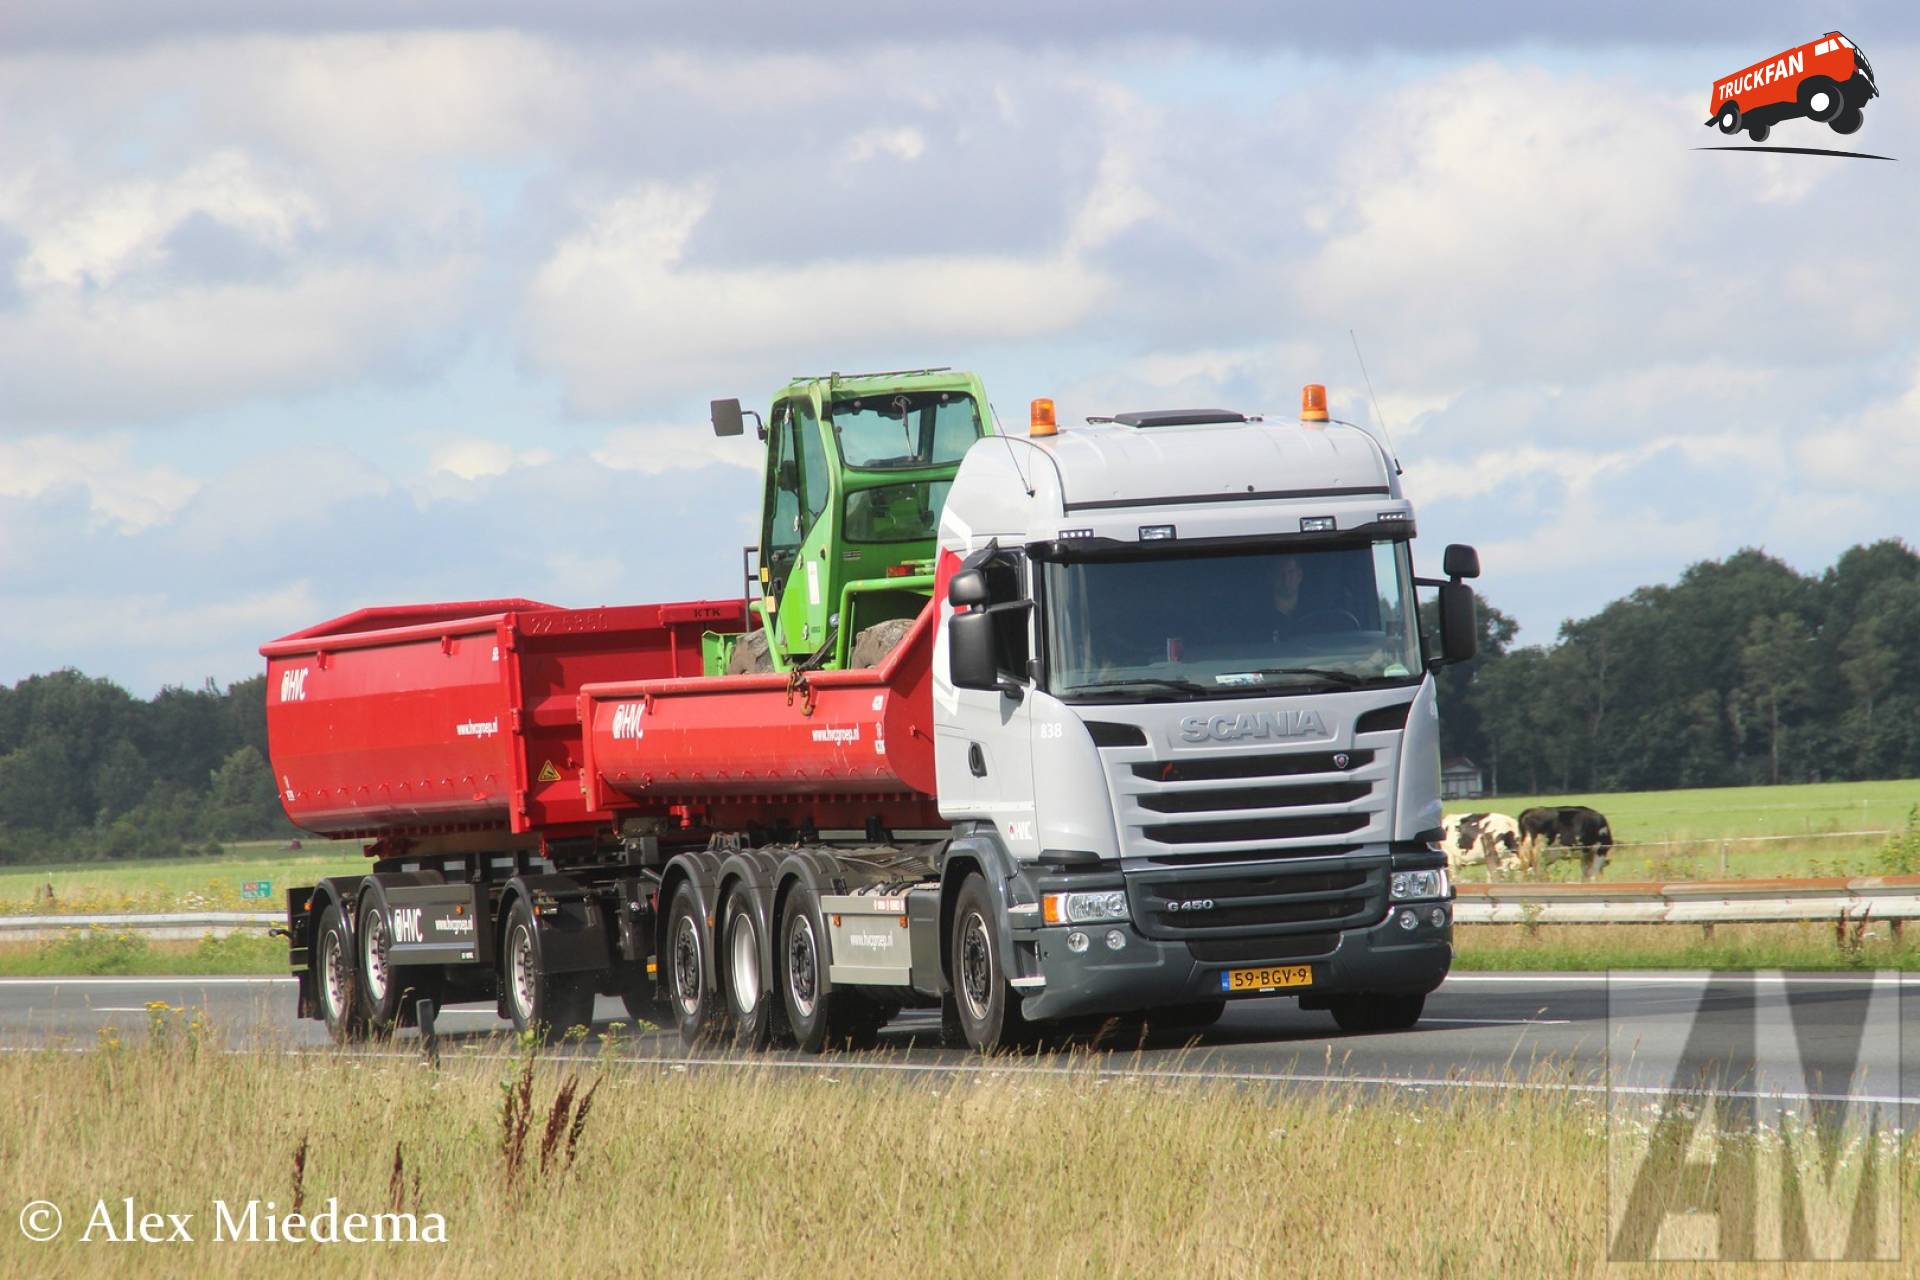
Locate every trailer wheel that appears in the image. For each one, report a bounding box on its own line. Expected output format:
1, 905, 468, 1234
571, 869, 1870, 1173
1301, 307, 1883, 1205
502, 898, 595, 1042
1799, 76, 1843, 122
1830, 106, 1864, 135
720, 892, 774, 1050
949, 874, 1030, 1053
315, 903, 368, 1044
357, 896, 440, 1035
1328, 991, 1425, 1033
1715, 102, 1740, 135
778, 884, 872, 1052
666, 881, 725, 1047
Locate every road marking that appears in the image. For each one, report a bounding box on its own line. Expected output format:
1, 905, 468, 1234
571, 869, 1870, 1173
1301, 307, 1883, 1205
1444, 972, 1920, 987
1423, 1017, 1571, 1026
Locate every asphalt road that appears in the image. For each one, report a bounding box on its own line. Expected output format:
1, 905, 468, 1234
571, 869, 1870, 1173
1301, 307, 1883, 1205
3, 971, 1914, 1115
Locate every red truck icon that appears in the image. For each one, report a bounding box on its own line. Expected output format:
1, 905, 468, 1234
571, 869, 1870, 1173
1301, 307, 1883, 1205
1707, 31, 1878, 142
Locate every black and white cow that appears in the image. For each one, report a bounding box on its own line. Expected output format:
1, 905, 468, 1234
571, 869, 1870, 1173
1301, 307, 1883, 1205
1440, 812, 1523, 875
1517, 805, 1614, 879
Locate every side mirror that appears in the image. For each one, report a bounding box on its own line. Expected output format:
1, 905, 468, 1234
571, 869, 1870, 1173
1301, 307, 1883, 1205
948, 611, 999, 690
949, 567, 989, 608
1437, 581, 1478, 665
1443, 544, 1481, 580
711, 398, 744, 438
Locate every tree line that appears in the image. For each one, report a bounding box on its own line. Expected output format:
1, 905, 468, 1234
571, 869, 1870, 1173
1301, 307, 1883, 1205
1433, 539, 1920, 795
0, 672, 294, 864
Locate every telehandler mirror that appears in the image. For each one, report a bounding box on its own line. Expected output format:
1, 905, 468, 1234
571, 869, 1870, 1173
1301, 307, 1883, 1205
948, 611, 1000, 691
711, 398, 744, 438
1437, 581, 1478, 666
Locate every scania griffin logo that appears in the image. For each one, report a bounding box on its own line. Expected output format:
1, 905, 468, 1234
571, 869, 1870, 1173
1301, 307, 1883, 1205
1164, 898, 1215, 913
1179, 710, 1330, 742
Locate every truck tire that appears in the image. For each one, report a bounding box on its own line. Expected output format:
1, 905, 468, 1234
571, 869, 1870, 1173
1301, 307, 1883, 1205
619, 982, 670, 1027
357, 894, 442, 1035
1830, 106, 1864, 135
720, 891, 775, 1050
726, 630, 774, 674
1328, 991, 1425, 1033
1715, 102, 1740, 135
502, 897, 595, 1041
315, 902, 369, 1044
848, 617, 914, 669
1746, 121, 1770, 143
777, 883, 875, 1052
1798, 76, 1843, 122
949, 873, 1030, 1053
666, 881, 725, 1047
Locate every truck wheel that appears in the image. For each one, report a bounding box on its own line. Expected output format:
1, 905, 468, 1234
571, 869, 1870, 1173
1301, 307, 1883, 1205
777, 884, 872, 1052
357, 898, 405, 1035
1746, 121, 1771, 143
1328, 992, 1425, 1033
1830, 106, 1864, 135
1715, 103, 1740, 135
726, 630, 774, 674
502, 897, 595, 1041
1799, 76, 1843, 122
315, 902, 368, 1044
720, 892, 774, 1050
619, 982, 669, 1026
666, 881, 725, 1047
949, 874, 1030, 1053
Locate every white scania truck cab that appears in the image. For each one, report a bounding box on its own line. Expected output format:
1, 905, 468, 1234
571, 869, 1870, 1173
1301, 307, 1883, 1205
928, 390, 1479, 1050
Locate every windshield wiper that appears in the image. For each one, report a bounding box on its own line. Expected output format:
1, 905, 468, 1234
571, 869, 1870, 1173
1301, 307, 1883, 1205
1060, 676, 1213, 699
1233, 667, 1376, 687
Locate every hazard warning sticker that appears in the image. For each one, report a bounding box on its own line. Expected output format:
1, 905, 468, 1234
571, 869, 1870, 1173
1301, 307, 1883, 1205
536, 760, 562, 783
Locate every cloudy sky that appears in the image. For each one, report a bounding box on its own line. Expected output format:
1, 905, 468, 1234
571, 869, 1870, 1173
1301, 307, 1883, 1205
2, 2, 1916, 692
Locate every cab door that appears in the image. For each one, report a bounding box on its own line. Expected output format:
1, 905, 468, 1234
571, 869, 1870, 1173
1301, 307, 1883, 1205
762, 393, 834, 661
934, 549, 1039, 858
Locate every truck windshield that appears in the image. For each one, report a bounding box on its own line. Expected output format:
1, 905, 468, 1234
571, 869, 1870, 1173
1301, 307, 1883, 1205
829, 391, 982, 471
1044, 541, 1424, 701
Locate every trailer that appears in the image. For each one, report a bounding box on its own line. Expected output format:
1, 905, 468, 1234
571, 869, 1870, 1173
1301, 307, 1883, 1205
269, 379, 1479, 1052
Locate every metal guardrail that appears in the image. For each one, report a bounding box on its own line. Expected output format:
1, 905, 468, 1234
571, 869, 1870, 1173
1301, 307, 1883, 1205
8, 883, 1920, 940
0, 912, 279, 942
1453, 877, 1920, 925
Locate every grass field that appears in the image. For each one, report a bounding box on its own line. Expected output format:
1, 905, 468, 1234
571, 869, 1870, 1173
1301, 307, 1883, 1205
0, 1032, 1909, 1277
1456, 777, 1920, 882
1453, 922, 1920, 971
0, 840, 368, 915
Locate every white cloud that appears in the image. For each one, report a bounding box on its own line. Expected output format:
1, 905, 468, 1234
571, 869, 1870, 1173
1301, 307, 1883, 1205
593, 424, 761, 477
523, 182, 1116, 412
429, 440, 557, 481
844, 126, 926, 164
0, 435, 199, 532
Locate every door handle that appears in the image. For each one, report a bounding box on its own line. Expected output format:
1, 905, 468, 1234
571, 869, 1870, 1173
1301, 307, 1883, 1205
967, 743, 987, 778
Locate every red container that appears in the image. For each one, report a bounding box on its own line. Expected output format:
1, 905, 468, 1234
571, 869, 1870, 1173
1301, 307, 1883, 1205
261, 597, 746, 839
579, 603, 941, 832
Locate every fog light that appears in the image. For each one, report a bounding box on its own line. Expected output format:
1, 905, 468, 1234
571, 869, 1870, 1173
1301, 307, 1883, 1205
1105, 929, 1127, 951
1398, 910, 1419, 931
1429, 906, 1447, 928
1067, 931, 1090, 954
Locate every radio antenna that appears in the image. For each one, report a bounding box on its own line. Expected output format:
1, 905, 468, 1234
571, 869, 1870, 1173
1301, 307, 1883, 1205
1349, 329, 1403, 475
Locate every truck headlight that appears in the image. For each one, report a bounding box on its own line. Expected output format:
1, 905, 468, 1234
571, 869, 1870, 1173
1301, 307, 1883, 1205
1043, 890, 1129, 925
1390, 870, 1449, 902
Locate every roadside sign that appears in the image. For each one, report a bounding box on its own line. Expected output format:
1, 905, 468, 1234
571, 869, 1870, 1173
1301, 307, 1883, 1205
241, 880, 273, 900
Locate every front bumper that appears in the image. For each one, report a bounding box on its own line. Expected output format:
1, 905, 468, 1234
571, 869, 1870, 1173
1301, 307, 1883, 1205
1013, 902, 1452, 1023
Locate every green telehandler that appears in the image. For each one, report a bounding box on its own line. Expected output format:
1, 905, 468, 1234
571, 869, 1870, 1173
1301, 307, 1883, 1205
705, 367, 996, 675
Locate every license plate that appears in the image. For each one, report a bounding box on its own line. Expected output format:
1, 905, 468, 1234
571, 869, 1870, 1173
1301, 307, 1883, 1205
1220, 964, 1314, 994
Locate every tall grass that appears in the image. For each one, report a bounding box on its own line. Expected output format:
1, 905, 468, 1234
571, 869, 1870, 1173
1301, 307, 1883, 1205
0, 1025, 1914, 1277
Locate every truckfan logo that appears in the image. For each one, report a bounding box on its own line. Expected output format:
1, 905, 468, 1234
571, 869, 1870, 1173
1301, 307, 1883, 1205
1702, 31, 1885, 156
1180, 710, 1330, 742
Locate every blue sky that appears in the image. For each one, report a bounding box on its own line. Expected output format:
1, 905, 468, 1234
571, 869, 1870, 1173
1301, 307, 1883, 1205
2, 4, 1916, 691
